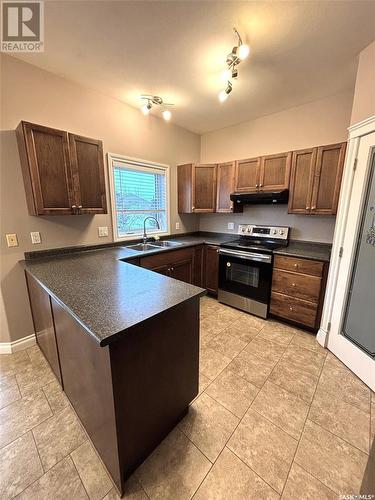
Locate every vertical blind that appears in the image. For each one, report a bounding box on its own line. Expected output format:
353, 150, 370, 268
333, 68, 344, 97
113, 161, 167, 237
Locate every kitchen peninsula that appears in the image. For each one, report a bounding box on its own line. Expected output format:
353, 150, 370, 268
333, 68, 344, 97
22, 245, 206, 496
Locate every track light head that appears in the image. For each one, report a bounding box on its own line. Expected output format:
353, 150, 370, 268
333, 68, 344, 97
162, 109, 172, 121
141, 101, 152, 115
218, 81, 232, 102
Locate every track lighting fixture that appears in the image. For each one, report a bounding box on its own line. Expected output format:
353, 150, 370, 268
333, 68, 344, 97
218, 28, 249, 102
218, 81, 232, 102
140, 95, 173, 121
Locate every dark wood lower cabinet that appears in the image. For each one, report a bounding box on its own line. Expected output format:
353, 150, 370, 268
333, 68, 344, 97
140, 247, 194, 284
204, 245, 219, 294
270, 255, 328, 331
26, 271, 199, 496
25, 274, 62, 384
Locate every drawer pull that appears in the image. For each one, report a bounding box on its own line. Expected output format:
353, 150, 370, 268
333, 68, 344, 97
294, 264, 298, 268
291, 283, 296, 287
289, 306, 293, 311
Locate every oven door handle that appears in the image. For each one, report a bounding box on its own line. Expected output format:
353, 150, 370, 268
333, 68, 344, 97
219, 248, 272, 263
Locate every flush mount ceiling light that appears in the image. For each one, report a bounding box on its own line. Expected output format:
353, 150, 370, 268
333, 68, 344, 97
140, 95, 174, 121
218, 28, 249, 103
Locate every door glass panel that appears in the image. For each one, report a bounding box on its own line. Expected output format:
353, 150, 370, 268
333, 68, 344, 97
342, 150, 375, 357
226, 262, 260, 288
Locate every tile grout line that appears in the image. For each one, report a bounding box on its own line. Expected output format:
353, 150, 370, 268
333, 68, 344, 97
279, 346, 327, 497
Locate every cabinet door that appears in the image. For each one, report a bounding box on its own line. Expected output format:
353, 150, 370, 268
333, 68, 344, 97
216, 162, 235, 212
288, 148, 316, 214
69, 134, 107, 214
18, 122, 75, 215
193, 245, 204, 287
204, 245, 219, 294
25, 273, 62, 385
234, 158, 260, 192
259, 152, 291, 191
170, 259, 193, 284
177, 164, 193, 214
192, 164, 217, 212
310, 142, 346, 215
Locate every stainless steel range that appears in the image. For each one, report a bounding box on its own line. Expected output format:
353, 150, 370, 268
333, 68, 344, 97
218, 224, 289, 318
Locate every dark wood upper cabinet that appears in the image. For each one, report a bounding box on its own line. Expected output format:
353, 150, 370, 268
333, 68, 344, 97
16, 121, 107, 216
16, 122, 74, 215
289, 142, 346, 215
259, 152, 291, 191
288, 148, 317, 214
193, 164, 217, 212
69, 134, 107, 214
234, 157, 260, 192
216, 161, 235, 213
310, 143, 346, 215
177, 163, 217, 213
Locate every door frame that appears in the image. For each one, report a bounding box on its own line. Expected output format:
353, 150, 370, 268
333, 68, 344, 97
317, 115, 375, 390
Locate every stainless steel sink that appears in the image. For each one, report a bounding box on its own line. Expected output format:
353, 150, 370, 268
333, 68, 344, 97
126, 243, 159, 252
126, 240, 183, 252
150, 240, 182, 248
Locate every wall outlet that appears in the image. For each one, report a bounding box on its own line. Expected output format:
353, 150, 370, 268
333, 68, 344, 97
175, 222, 180, 230
98, 226, 109, 237
6, 233, 18, 247
227, 222, 235, 230
30, 231, 41, 244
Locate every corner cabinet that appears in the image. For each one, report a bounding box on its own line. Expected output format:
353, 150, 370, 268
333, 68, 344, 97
16, 121, 107, 215
288, 142, 346, 215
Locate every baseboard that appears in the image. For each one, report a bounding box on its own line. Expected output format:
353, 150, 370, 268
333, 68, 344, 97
0, 334, 36, 354
316, 327, 327, 348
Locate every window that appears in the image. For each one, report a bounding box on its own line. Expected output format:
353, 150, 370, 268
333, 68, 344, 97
108, 154, 170, 240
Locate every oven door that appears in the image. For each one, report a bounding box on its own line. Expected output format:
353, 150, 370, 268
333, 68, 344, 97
218, 248, 273, 304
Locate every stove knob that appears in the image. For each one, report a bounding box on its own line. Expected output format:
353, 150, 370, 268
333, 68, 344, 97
246, 227, 252, 233
279, 229, 284, 235
272, 229, 277, 235
241, 227, 246, 233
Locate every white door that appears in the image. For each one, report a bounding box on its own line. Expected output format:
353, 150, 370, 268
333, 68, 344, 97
326, 128, 375, 391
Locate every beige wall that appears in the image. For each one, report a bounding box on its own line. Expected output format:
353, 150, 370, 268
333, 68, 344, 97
0, 55, 200, 343
200, 89, 354, 240
351, 40, 375, 125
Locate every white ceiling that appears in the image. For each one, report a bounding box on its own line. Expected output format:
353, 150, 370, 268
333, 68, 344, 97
14, 1, 375, 134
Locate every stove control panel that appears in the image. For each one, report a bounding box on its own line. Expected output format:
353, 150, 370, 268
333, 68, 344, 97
238, 224, 289, 240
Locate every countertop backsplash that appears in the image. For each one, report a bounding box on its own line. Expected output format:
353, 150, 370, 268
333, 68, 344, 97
199, 204, 336, 244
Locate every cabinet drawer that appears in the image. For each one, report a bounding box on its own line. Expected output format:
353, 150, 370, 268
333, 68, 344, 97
270, 292, 317, 328
272, 269, 321, 303
140, 247, 194, 270
274, 255, 323, 277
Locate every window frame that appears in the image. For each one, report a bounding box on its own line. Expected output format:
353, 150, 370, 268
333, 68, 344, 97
107, 153, 171, 242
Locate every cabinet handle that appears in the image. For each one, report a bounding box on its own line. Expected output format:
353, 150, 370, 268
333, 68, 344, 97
255, 184, 259, 188
306, 206, 310, 210
192, 206, 195, 211
289, 306, 294, 311
294, 263, 298, 268
170, 267, 174, 271
72, 205, 77, 209
216, 249, 219, 253
311, 206, 316, 210
291, 283, 296, 287
259, 183, 263, 187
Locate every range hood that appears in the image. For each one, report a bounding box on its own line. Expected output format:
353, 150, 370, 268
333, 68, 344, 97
230, 189, 289, 207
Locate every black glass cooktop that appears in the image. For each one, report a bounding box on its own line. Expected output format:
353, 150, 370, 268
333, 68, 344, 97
221, 237, 288, 254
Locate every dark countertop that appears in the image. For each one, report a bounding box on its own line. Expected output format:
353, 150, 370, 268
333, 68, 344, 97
273, 240, 332, 262
22, 246, 208, 347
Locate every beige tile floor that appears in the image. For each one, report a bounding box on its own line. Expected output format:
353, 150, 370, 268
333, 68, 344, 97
0, 296, 374, 499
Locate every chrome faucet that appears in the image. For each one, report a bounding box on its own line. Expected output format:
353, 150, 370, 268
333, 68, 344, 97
143, 216, 160, 244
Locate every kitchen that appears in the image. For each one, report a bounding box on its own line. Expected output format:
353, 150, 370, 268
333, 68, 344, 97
1, 2, 375, 499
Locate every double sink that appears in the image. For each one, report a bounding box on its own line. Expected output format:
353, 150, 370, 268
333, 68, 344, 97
126, 240, 183, 252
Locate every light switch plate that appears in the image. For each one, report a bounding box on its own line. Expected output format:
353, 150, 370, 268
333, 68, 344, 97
98, 226, 109, 237
175, 222, 180, 230
30, 231, 41, 244
227, 222, 235, 230
6, 233, 18, 247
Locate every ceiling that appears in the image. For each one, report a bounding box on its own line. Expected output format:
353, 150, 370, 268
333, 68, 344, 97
14, 1, 375, 134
